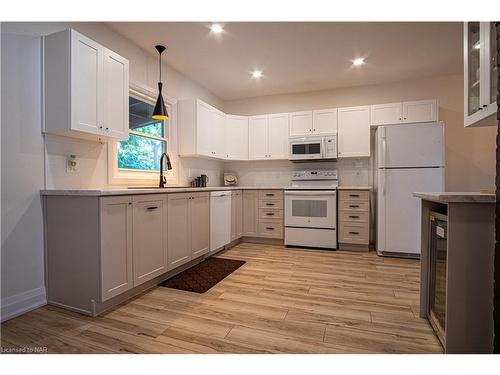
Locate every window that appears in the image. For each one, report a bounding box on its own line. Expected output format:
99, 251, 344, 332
117, 97, 167, 171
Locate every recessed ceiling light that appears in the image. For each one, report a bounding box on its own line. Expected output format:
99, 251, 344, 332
352, 58, 365, 66
210, 24, 223, 34
252, 70, 263, 79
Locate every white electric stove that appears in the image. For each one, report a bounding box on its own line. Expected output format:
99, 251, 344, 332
284, 169, 338, 249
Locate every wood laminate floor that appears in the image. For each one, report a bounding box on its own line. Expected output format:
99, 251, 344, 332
0, 243, 443, 354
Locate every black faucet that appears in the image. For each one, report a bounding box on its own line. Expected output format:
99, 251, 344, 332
159, 153, 172, 188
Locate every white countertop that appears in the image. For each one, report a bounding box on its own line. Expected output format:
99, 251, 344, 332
413, 192, 496, 203
41, 185, 374, 196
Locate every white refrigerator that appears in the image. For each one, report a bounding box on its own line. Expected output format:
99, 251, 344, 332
376, 122, 444, 257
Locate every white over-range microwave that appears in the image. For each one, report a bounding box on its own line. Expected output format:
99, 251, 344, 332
288, 135, 338, 161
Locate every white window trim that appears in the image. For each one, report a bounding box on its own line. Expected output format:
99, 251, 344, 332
107, 80, 178, 186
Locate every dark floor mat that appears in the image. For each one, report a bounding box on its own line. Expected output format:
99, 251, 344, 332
158, 257, 246, 293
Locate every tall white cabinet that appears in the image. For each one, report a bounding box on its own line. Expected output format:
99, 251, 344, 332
464, 22, 498, 127
44, 29, 129, 141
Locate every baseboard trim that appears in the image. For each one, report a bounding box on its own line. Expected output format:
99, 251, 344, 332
1, 287, 47, 322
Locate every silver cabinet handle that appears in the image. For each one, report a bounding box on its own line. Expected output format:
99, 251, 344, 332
266, 227, 275, 230
266, 203, 275, 206
147, 206, 159, 210
266, 213, 275, 216
349, 204, 360, 208
349, 194, 360, 197
349, 215, 359, 219
349, 231, 359, 235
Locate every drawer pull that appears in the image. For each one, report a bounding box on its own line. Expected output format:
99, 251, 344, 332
349, 194, 360, 197
266, 227, 275, 230
266, 203, 275, 206
349, 215, 360, 219
147, 206, 159, 210
266, 213, 275, 216
349, 204, 360, 208
265, 193, 275, 197
348, 231, 360, 235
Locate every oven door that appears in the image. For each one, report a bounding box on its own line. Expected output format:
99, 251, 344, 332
285, 190, 336, 229
289, 139, 324, 160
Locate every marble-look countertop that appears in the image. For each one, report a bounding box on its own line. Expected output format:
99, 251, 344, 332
337, 186, 372, 191
41, 185, 374, 196
413, 192, 496, 203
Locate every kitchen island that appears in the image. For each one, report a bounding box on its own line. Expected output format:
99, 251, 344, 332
414, 192, 495, 353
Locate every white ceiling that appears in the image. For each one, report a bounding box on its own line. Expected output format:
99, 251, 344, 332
106, 22, 463, 101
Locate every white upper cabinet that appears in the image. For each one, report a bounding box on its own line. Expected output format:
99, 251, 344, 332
289, 111, 313, 137
337, 106, 371, 158
464, 22, 498, 127
179, 98, 227, 159
248, 115, 269, 160
44, 29, 129, 141
312, 108, 338, 135
268, 113, 289, 159
225, 115, 249, 160
403, 100, 437, 123
370, 102, 402, 126
370, 100, 437, 126
249, 114, 289, 160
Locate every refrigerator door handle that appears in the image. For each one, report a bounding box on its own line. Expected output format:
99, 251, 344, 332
381, 127, 387, 167
382, 169, 386, 196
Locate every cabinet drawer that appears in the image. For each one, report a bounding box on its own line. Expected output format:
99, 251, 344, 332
339, 223, 369, 244
339, 200, 369, 212
259, 199, 283, 209
258, 190, 283, 200
340, 211, 368, 223
259, 208, 283, 219
258, 220, 283, 239
339, 190, 369, 201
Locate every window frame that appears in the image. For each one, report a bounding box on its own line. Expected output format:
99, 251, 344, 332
107, 81, 178, 186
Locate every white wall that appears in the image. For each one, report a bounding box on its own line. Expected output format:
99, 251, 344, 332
1, 33, 46, 319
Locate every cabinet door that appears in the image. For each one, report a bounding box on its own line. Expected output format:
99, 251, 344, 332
213, 109, 226, 159
248, 115, 269, 160
132, 195, 167, 286
225, 115, 249, 160
102, 48, 129, 140
313, 108, 338, 134
231, 191, 243, 241
70, 31, 103, 135
243, 190, 259, 236
402, 100, 437, 123
337, 106, 370, 158
167, 194, 191, 268
100, 196, 133, 301
370, 103, 402, 126
196, 100, 214, 157
268, 113, 289, 159
191, 194, 210, 258
289, 111, 313, 137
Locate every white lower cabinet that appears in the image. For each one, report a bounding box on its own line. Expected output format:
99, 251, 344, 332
100, 196, 134, 301
167, 192, 210, 269
132, 195, 168, 285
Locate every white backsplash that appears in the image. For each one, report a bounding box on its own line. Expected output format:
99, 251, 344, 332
224, 158, 370, 187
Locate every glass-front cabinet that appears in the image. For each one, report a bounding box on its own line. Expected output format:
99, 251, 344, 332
464, 22, 498, 127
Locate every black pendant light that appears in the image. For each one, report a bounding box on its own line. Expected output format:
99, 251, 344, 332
152, 45, 169, 121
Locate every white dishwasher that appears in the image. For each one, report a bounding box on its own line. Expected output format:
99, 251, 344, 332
210, 191, 232, 254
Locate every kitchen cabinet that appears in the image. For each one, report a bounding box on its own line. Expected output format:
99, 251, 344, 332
132, 195, 168, 285
338, 190, 370, 251
231, 190, 243, 241
464, 22, 498, 127
167, 192, 209, 269
225, 115, 249, 160
370, 100, 437, 126
248, 114, 289, 160
100, 196, 133, 301
178, 99, 226, 159
312, 108, 338, 135
289, 111, 313, 137
44, 29, 129, 141
337, 106, 371, 158
243, 190, 259, 236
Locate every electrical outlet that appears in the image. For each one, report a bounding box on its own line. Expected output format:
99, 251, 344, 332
67, 155, 78, 173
